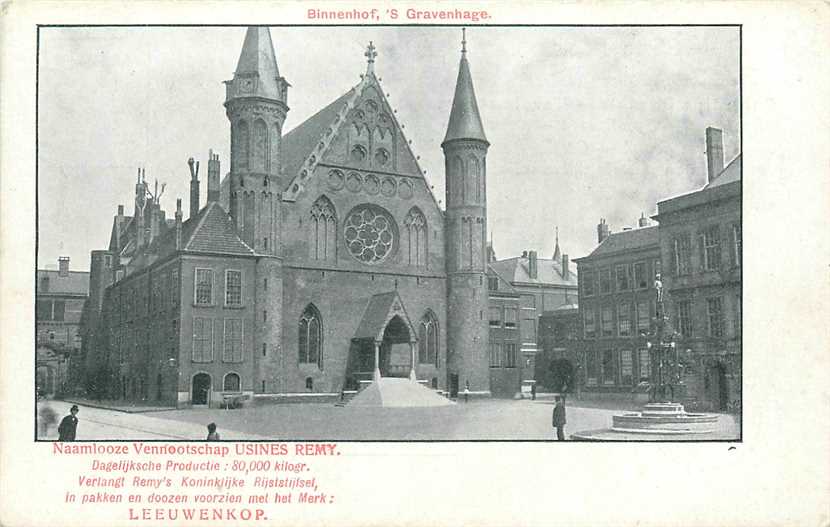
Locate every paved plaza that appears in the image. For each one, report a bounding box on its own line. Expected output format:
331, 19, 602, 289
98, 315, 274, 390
38, 399, 740, 441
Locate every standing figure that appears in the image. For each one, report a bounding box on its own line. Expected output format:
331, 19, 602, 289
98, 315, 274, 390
58, 405, 79, 441
552, 396, 567, 441
39, 404, 57, 438
206, 422, 221, 441
463, 381, 470, 403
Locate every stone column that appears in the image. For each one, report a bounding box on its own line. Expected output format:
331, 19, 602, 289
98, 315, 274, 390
409, 341, 417, 381
373, 340, 381, 382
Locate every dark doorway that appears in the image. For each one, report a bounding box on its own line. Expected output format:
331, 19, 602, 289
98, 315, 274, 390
705, 363, 728, 411
449, 373, 459, 398
192, 373, 211, 406
379, 315, 412, 377
548, 359, 575, 393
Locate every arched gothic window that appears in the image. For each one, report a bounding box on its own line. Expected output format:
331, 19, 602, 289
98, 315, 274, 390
236, 120, 249, 171
253, 119, 269, 172
223, 372, 240, 392
404, 207, 427, 267
418, 311, 439, 364
467, 156, 479, 204
309, 196, 337, 261
452, 156, 464, 205
299, 304, 323, 368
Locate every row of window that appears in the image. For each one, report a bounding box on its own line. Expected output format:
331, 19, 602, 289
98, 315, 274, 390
583, 301, 654, 338
583, 295, 740, 340
585, 349, 651, 386
488, 306, 518, 329
191, 305, 442, 370
488, 342, 518, 368
671, 223, 741, 276
582, 260, 660, 297
195, 269, 242, 307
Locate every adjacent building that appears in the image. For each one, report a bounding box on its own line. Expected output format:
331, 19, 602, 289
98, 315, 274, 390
36, 257, 89, 396
82, 27, 496, 407
574, 127, 741, 410
572, 219, 661, 397
487, 234, 578, 396
653, 128, 742, 410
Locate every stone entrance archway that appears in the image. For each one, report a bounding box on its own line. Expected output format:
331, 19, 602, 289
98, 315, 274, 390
378, 315, 414, 378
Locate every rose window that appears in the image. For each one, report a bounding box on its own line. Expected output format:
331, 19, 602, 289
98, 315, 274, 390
344, 205, 397, 264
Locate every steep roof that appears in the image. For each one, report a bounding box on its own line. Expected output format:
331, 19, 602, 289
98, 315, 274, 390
37, 270, 89, 296
354, 291, 417, 341
280, 90, 353, 189
443, 46, 487, 145
582, 225, 659, 259
228, 27, 284, 101
489, 256, 578, 287
128, 202, 253, 270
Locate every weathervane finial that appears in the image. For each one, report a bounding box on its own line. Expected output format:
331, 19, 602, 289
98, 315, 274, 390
461, 28, 467, 56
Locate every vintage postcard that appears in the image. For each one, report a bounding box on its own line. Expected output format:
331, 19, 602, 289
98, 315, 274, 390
1, 1, 828, 526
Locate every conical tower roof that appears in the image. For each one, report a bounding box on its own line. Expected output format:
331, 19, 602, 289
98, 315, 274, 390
553, 227, 561, 261
226, 26, 285, 102
443, 31, 488, 146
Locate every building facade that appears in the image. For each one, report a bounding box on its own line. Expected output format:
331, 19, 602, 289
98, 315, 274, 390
36, 257, 89, 396
574, 128, 741, 410
536, 303, 580, 393
487, 237, 579, 397
653, 128, 741, 410
573, 221, 661, 397
83, 27, 495, 406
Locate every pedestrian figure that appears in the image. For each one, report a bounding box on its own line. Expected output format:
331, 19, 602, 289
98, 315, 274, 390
39, 404, 57, 438
463, 381, 470, 403
531, 383, 537, 401
58, 405, 79, 441
552, 396, 567, 441
206, 422, 221, 441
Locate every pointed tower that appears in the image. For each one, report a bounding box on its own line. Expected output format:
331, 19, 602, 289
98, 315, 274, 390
224, 26, 289, 394
224, 25, 289, 254
553, 227, 561, 261
443, 29, 491, 397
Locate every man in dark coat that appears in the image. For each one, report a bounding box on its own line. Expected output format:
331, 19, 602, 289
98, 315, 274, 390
58, 405, 79, 441
552, 396, 566, 440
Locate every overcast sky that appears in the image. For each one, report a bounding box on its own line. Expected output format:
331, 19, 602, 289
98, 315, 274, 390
37, 26, 739, 271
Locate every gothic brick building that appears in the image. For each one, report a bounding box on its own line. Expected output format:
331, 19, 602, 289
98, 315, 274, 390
83, 27, 494, 406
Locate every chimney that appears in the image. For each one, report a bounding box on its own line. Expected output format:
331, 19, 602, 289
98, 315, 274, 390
189, 157, 200, 219
597, 218, 610, 244
528, 250, 538, 279
117, 204, 124, 217
175, 198, 183, 250
521, 250, 528, 258
562, 254, 569, 280
207, 150, 220, 202
149, 206, 160, 244
705, 127, 724, 183
638, 212, 649, 228
58, 256, 70, 277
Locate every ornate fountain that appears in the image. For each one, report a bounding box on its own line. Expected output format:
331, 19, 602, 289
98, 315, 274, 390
572, 274, 719, 440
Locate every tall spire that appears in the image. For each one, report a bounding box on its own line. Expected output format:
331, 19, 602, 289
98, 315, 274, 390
225, 26, 287, 103
443, 28, 488, 145
553, 226, 561, 261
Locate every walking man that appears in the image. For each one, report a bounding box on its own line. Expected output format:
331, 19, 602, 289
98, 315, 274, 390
58, 405, 79, 441
552, 396, 567, 440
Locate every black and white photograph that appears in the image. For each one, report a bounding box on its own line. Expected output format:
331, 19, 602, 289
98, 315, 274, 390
3, 3, 829, 526
34, 24, 741, 441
